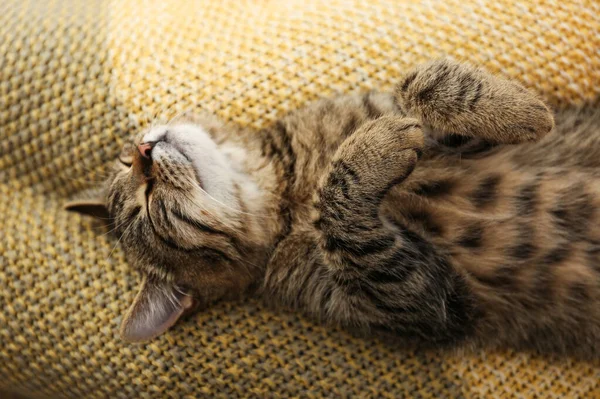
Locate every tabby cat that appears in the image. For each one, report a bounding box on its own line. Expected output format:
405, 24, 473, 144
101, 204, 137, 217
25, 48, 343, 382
67, 59, 600, 357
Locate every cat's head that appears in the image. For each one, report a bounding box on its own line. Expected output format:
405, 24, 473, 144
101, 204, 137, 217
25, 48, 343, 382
66, 114, 269, 342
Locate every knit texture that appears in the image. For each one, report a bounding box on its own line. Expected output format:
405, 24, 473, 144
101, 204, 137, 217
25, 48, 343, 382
1, 0, 599, 397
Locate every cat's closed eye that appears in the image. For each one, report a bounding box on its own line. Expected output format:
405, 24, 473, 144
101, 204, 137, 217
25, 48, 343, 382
118, 157, 132, 167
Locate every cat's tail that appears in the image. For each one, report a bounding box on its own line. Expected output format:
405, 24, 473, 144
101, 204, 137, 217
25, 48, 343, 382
394, 59, 554, 145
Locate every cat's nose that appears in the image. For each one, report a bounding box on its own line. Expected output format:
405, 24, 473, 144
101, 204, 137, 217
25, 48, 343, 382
138, 142, 155, 159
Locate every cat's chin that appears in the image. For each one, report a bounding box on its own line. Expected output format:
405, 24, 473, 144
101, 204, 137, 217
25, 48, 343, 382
143, 122, 240, 205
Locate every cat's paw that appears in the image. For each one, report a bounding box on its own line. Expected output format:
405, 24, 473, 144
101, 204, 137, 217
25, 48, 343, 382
333, 116, 424, 194
395, 59, 554, 144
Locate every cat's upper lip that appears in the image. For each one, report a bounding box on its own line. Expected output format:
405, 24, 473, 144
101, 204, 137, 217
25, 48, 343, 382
164, 140, 204, 189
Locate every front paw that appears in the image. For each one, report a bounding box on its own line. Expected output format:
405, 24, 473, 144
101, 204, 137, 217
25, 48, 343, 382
396, 59, 554, 144
333, 116, 424, 195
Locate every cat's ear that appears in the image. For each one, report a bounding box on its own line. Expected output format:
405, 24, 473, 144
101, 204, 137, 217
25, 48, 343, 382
120, 276, 194, 342
64, 186, 109, 219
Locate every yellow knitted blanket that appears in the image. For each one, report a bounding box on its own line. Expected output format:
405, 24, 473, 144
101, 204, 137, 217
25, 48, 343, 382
1, 0, 599, 397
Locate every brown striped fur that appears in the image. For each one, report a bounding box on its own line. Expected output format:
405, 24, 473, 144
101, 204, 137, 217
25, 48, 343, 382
67, 59, 600, 357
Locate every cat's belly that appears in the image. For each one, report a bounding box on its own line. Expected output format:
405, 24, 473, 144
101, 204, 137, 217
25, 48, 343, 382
380, 163, 600, 326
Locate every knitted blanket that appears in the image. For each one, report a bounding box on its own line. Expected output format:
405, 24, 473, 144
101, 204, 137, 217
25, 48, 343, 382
1, 0, 599, 397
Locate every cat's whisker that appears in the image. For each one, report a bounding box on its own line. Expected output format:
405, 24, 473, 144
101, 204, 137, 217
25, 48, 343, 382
176, 189, 271, 246
188, 179, 250, 214
185, 178, 278, 219
160, 284, 181, 309
236, 254, 263, 272
100, 216, 132, 237
173, 284, 189, 298
149, 86, 190, 129
166, 106, 195, 126
106, 217, 137, 262
178, 193, 263, 245
185, 177, 317, 225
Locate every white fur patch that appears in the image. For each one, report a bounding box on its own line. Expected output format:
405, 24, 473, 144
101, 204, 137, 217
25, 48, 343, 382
142, 123, 266, 235
144, 124, 237, 206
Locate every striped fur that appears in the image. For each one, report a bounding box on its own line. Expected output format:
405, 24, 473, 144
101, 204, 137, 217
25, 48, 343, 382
68, 59, 600, 356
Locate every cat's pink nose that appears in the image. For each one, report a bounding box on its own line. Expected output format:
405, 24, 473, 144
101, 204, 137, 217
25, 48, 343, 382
138, 142, 154, 159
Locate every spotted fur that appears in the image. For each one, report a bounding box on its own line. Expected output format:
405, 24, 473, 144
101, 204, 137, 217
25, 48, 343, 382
67, 59, 600, 357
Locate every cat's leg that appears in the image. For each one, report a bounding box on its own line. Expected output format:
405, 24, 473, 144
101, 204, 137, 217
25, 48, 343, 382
395, 59, 554, 144
312, 116, 476, 343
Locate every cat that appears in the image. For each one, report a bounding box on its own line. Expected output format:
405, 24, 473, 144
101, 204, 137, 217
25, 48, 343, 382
67, 59, 600, 358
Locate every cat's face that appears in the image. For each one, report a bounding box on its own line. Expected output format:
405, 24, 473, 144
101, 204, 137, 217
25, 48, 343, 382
67, 115, 266, 341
